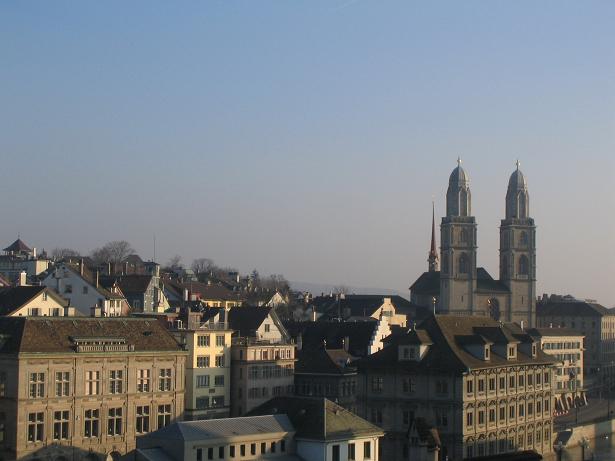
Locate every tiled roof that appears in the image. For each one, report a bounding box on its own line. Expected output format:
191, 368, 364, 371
0, 286, 67, 315
285, 321, 378, 357
247, 397, 383, 441
537, 301, 613, 317
0, 317, 183, 354
116, 275, 153, 295
3, 238, 31, 253
410, 271, 440, 294
295, 347, 356, 375
142, 415, 294, 442
356, 315, 556, 374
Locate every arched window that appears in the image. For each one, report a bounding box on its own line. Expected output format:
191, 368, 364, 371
519, 231, 529, 247
518, 192, 527, 218
501, 256, 509, 279
519, 255, 529, 276
460, 229, 468, 244
442, 253, 449, 275
459, 253, 469, 274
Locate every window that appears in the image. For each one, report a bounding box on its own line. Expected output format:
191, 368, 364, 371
216, 335, 225, 346
219, 446, 225, 459
136, 406, 150, 433
137, 369, 151, 392
159, 368, 172, 391
196, 375, 210, 388
489, 409, 495, 423
109, 370, 123, 394
29, 372, 45, 398
519, 375, 525, 387
403, 410, 414, 426
478, 379, 485, 392
459, 253, 469, 274
403, 377, 415, 393
53, 410, 69, 440
333, 444, 340, 461
197, 356, 210, 368
85, 370, 100, 395
64, 284, 72, 294
466, 411, 473, 426
214, 375, 225, 387
198, 335, 210, 347
499, 377, 506, 391
509, 376, 516, 389
281, 439, 286, 452
212, 396, 225, 408
207, 448, 213, 460
489, 378, 496, 391
271, 441, 276, 453
157, 404, 171, 428
436, 380, 448, 394
500, 406, 506, 420
196, 397, 210, 409
55, 371, 70, 397
251, 443, 256, 455
230, 446, 235, 458
509, 405, 515, 418
364, 441, 371, 459
466, 379, 474, 393
27, 412, 44, 442
261, 442, 266, 454
371, 376, 383, 393
215, 355, 225, 367
84, 409, 99, 437
519, 255, 529, 275
264, 324, 271, 333
240, 445, 246, 456
370, 407, 382, 424
478, 410, 485, 425
528, 402, 533, 415
518, 403, 525, 417
107, 408, 123, 436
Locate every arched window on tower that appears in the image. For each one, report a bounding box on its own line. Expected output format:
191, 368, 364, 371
460, 229, 469, 244
460, 190, 468, 216
442, 253, 449, 275
518, 192, 527, 218
459, 253, 469, 274
519, 255, 529, 276
501, 256, 509, 279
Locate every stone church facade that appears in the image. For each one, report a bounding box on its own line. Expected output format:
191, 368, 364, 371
411, 160, 536, 327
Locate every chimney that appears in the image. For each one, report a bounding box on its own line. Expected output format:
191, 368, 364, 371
311, 306, 316, 322
96, 271, 99, 288
520, 320, 525, 331
108, 262, 112, 275
183, 288, 189, 302
18, 271, 27, 286
32, 247, 37, 258
124, 261, 129, 275
343, 336, 350, 352
80, 259, 84, 276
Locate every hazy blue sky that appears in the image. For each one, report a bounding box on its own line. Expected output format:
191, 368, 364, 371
1, 1, 614, 304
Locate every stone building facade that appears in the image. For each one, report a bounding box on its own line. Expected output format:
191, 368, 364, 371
411, 161, 536, 327
355, 315, 556, 461
0, 317, 186, 461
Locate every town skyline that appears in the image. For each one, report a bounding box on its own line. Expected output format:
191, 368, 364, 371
2, 1, 614, 305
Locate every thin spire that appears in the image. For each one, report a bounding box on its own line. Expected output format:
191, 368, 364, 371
428, 201, 439, 272
457, 156, 462, 167
516, 159, 521, 170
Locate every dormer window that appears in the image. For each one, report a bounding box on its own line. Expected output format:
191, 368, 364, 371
484, 347, 490, 360
508, 346, 517, 359
531, 344, 537, 357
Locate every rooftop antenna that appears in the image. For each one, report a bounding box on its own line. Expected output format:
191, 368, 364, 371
153, 233, 156, 263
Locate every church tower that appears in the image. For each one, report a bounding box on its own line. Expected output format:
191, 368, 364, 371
500, 161, 536, 326
439, 159, 478, 314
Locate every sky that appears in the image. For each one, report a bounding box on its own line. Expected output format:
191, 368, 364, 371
1, 1, 614, 305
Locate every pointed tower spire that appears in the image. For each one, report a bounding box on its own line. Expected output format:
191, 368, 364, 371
428, 201, 439, 272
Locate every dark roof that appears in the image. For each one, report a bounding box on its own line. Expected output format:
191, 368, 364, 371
115, 275, 154, 296
476, 268, 510, 293
295, 347, 356, 375
525, 327, 584, 338
356, 315, 556, 374
286, 320, 378, 357
0, 286, 67, 315
537, 301, 613, 317
0, 317, 183, 354
228, 306, 272, 337
3, 238, 31, 253
310, 294, 414, 319
247, 397, 383, 441
410, 271, 440, 295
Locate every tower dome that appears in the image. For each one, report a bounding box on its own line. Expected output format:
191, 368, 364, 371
506, 161, 529, 219
446, 158, 471, 217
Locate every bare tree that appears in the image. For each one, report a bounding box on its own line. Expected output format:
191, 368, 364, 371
167, 255, 183, 270
191, 258, 215, 274
51, 248, 80, 260
333, 285, 350, 295
90, 240, 134, 264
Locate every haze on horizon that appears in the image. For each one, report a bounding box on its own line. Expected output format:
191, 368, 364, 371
1, 2, 614, 305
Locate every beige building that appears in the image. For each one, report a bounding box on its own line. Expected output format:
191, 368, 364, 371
168, 309, 233, 420
537, 297, 615, 388
0, 239, 51, 284
0, 286, 75, 317
526, 327, 585, 415
228, 307, 296, 416
0, 317, 186, 461
356, 316, 556, 461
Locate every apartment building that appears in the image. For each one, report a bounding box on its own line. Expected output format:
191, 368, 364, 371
0, 317, 186, 461
356, 316, 557, 461
229, 307, 296, 416
168, 309, 233, 420
0, 286, 74, 317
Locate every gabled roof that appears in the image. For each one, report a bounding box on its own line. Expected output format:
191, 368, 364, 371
115, 275, 154, 296
0, 286, 67, 315
247, 397, 383, 441
52, 264, 124, 300
410, 271, 440, 294
142, 415, 294, 442
295, 347, 356, 375
285, 321, 378, 357
310, 294, 413, 319
228, 306, 272, 337
0, 317, 182, 354
3, 238, 31, 253
537, 301, 613, 317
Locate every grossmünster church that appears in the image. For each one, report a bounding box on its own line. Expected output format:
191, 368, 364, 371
410, 160, 536, 327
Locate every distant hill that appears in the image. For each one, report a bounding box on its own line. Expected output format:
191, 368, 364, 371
290, 280, 406, 297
